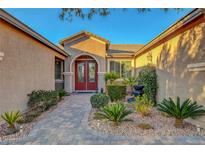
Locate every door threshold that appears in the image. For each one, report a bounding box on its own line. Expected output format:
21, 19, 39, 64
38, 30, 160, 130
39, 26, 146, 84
75, 90, 98, 93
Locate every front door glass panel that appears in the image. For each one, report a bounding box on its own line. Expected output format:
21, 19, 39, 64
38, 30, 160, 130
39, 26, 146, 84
77, 62, 84, 82
88, 62, 96, 82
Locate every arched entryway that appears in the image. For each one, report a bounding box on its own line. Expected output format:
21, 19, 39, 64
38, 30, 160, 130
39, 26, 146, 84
75, 55, 98, 91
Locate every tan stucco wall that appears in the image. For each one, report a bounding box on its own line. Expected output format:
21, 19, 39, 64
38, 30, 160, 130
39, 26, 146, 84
135, 18, 205, 127
0, 20, 59, 116
63, 36, 107, 93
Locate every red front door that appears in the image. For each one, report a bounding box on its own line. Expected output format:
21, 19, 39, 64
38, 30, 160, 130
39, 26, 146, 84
75, 59, 98, 91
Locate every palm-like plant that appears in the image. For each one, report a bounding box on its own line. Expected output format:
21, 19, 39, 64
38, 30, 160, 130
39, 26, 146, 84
95, 103, 133, 125
158, 97, 205, 128
1, 111, 21, 129
123, 77, 137, 95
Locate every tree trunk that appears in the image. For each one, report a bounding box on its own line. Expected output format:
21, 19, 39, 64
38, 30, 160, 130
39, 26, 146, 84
174, 118, 183, 128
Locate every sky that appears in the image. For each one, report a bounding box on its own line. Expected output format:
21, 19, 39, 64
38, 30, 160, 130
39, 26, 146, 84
4, 8, 192, 45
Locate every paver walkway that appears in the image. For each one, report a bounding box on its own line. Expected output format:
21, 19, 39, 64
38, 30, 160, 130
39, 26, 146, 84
1, 94, 205, 144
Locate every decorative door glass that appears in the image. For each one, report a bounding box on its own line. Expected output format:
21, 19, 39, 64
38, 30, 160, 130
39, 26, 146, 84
88, 62, 96, 82
77, 62, 84, 82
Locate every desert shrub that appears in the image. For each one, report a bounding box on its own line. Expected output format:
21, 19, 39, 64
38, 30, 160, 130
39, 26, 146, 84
136, 94, 154, 116
42, 91, 59, 110
104, 72, 119, 84
27, 90, 46, 107
107, 84, 126, 102
95, 103, 133, 125
1, 111, 21, 129
27, 90, 62, 110
90, 93, 110, 108
158, 97, 205, 128
137, 66, 158, 104
138, 123, 153, 130
17, 111, 41, 124
56, 89, 69, 98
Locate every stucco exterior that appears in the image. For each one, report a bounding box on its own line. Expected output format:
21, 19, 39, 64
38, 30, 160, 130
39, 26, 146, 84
0, 19, 66, 116
134, 14, 205, 127
62, 36, 107, 93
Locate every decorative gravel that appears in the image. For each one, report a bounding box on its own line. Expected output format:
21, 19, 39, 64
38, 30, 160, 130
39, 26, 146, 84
88, 105, 205, 137
0, 97, 68, 142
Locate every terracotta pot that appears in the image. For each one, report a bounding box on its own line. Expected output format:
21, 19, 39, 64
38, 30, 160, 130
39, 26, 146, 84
174, 118, 184, 128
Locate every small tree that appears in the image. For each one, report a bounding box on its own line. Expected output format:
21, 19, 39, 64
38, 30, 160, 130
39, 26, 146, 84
137, 66, 158, 104
123, 76, 137, 95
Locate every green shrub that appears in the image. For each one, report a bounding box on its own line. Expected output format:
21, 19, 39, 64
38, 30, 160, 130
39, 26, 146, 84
158, 97, 205, 128
107, 84, 126, 102
27, 90, 61, 110
104, 72, 119, 84
1, 111, 21, 129
136, 94, 153, 116
90, 93, 110, 108
17, 111, 41, 124
57, 89, 69, 98
137, 66, 158, 104
95, 103, 133, 125
27, 90, 46, 107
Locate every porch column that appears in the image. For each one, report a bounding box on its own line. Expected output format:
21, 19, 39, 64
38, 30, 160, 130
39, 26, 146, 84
63, 72, 73, 93
97, 72, 106, 93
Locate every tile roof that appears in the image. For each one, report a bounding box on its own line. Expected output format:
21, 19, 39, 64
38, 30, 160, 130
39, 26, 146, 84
107, 44, 144, 55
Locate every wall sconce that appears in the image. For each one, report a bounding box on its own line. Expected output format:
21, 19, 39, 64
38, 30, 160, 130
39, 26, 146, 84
0, 52, 4, 61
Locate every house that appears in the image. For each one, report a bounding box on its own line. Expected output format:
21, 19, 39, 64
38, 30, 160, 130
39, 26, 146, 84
0, 9, 68, 116
1, 8, 205, 126
59, 31, 144, 93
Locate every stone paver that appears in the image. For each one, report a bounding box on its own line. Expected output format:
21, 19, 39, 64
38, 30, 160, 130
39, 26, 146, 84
1, 93, 205, 145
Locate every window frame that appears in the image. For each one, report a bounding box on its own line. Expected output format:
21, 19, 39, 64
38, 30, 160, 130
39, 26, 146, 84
107, 59, 133, 78
55, 58, 64, 81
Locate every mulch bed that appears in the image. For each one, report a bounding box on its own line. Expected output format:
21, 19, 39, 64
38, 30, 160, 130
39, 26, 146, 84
88, 103, 205, 137
0, 97, 68, 142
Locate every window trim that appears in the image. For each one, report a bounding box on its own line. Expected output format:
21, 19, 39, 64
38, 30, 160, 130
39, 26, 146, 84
55, 58, 64, 80
107, 59, 133, 78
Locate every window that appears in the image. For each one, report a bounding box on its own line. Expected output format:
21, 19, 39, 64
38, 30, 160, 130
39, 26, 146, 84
55, 59, 63, 80
109, 60, 132, 78
88, 62, 96, 82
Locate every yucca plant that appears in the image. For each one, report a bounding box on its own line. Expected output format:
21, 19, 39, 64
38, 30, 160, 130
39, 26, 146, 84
1, 111, 21, 129
158, 97, 205, 128
95, 103, 133, 125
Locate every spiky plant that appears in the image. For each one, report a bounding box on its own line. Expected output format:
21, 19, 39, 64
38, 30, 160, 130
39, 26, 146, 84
95, 103, 133, 125
1, 111, 21, 129
158, 97, 205, 128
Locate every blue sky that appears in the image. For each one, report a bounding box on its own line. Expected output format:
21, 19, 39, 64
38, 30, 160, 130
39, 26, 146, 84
4, 8, 192, 45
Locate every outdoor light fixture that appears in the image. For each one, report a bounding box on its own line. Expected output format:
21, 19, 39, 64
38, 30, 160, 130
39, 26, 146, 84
0, 52, 4, 61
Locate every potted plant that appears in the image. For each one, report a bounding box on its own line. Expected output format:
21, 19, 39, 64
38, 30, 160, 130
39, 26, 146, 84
157, 97, 205, 128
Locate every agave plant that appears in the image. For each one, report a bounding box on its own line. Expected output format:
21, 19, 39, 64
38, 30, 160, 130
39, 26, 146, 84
158, 97, 205, 128
1, 111, 21, 129
95, 103, 133, 125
